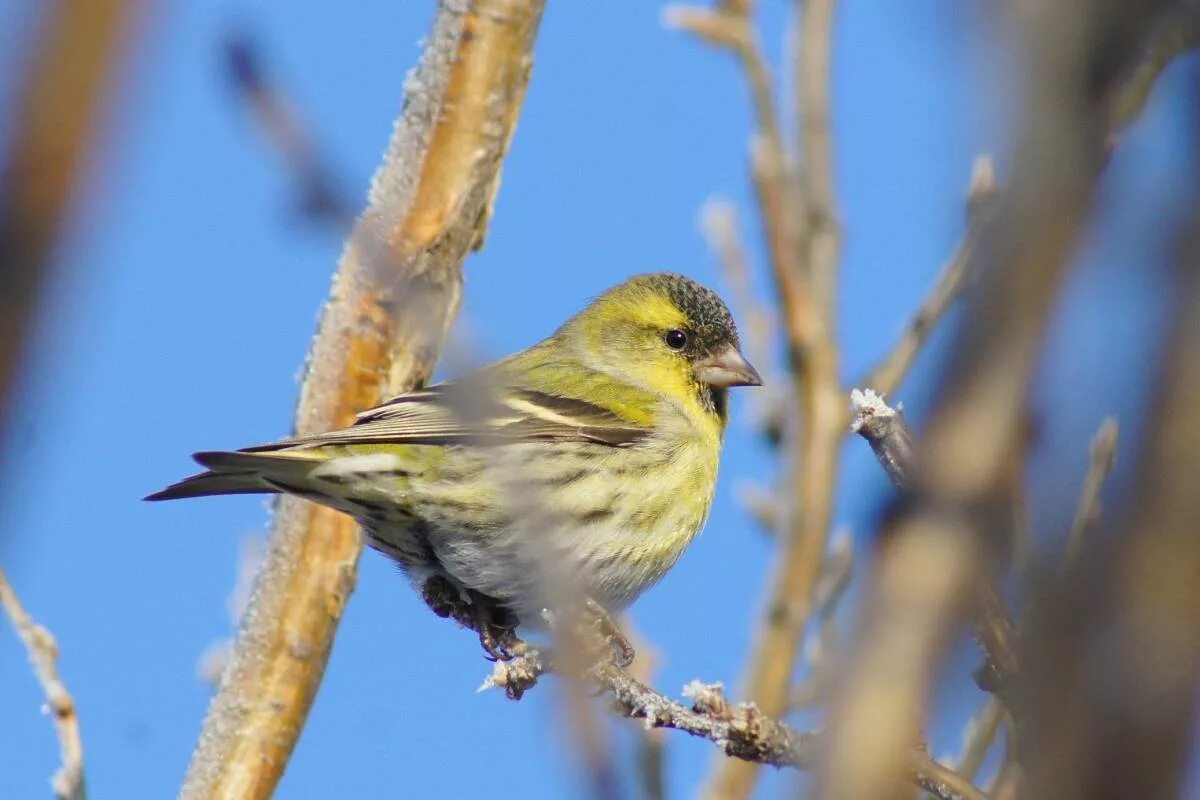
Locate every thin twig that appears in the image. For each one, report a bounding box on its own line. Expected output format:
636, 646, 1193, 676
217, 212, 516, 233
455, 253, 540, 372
483, 642, 986, 800
222, 32, 355, 229
671, 5, 845, 797
700, 199, 785, 444
912, 749, 992, 800
954, 697, 1005, 784
789, 529, 854, 709
1107, 3, 1200, 141
850, 388, 917, 489
700, 200, 774, 391
862, 157, 998, 397
179, 3, 545, 798
0, 567, 86, 800
851, 388, 1020, 694
1062, 418, 1118, 564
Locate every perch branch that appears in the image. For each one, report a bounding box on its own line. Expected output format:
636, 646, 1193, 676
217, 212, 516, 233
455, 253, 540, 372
482, 639, 985, 800
0, 567, 85, 800
0, 0, 133, 428
179, 3, 545, 798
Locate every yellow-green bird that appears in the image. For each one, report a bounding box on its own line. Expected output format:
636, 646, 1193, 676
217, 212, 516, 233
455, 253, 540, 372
147, 273, 760, 652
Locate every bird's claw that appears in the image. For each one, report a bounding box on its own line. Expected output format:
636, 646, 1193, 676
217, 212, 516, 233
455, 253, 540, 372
583, 598, 635, 668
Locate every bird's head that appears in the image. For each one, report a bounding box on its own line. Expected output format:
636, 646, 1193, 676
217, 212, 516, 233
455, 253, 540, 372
562, 272, 762, 417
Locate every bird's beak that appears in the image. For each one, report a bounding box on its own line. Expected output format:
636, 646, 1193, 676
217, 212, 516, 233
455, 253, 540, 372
695, 345, 763, 388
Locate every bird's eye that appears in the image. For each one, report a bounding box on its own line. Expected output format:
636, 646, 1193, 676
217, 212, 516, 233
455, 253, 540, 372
664, 329, 688, 350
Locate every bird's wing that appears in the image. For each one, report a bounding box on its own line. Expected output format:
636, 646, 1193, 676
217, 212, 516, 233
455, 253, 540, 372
245, 381, 652, 452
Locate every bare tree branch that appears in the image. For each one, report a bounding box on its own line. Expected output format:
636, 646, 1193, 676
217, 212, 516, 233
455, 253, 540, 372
482, 642, 986, 800
788, 529, 854, 709
822, 4, 1172, 797
953, 697, 1005, 784
179, 3, 545, 797
0, 567, 85, 800
222, 32, 355, 229
1020, 124, 1200, 800
1062, 417, 1118, 564
0, 0, 134, 433
862, 157, 998, 397
674, 5, 846, 796
850, 388, 917, 489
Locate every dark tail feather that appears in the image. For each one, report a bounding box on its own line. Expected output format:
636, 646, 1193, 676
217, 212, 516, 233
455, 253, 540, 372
144, 471, 277, 501
144, 449, 322, 502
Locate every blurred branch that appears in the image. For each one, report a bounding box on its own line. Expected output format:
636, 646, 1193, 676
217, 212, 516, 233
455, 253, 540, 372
1062, 418, 1118, 564
850, 388, 917, 490
852, 389, 1020, 696
820, 3, 1173, 797
788, 530, 854, 709
1021, 138, 1200, 800
700, 199, 773, 384
0, 567, 85, 800
669, 3, 846, 796
1108, 2, 1200, 139
179, 3, 545, 798
0, 0, 133, 432
953, 697, 1005, 784
816, 514, 984, 800
222, 32, 355, 229
862, 157, 998, 397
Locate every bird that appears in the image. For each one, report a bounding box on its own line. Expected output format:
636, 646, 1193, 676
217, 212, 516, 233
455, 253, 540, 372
147, 272, 761, 658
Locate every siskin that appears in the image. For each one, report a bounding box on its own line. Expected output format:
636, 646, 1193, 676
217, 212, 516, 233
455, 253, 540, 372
147, 273, 760, 655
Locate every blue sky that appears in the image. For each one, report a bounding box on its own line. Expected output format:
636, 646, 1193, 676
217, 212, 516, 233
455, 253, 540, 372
1, 2, 1193, 798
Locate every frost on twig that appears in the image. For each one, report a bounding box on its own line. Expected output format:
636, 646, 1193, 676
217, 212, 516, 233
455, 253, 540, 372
850, 388, 917, 489
472, 626, 980, 800
0, 568, 86, 800
480, 648, 548, 700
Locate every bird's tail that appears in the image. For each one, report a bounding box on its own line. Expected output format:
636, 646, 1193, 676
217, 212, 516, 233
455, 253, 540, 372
144, 450, 325, 501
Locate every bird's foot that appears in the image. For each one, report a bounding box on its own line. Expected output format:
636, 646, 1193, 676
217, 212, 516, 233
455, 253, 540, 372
469, 592, 523, 661
421, 577, 525, 661
582, 598, 635, 668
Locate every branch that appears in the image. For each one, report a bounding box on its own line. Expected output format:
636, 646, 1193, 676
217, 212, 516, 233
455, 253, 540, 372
789, 529, 854, 709
862, 157, 998, 397
483, 645, 985, 800
953, 696, 1005, 784
865, 5, 1200, 401
1062, 417, 1118, 564
0, 0, 133, 430
222, 32, 355, 230
671, 6, 846, 798
179, 3, 545, 798
850, 388, 917, 489
851, 388, 1019, 694
825, 6, 1171, 798
0, 567, 85, 800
